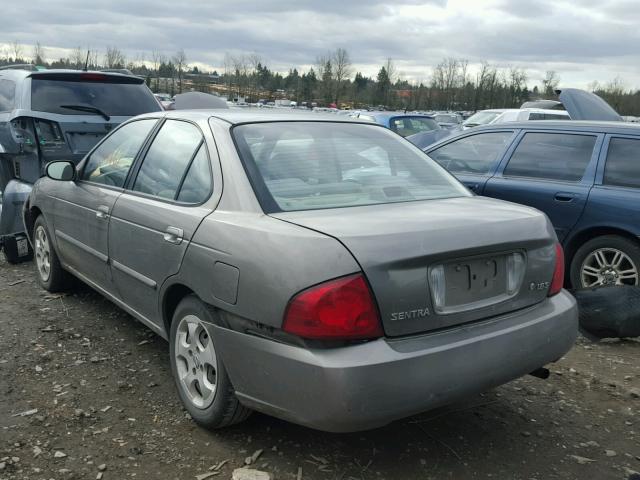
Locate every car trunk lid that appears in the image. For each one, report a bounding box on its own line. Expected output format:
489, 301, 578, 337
272, 196, 557, 337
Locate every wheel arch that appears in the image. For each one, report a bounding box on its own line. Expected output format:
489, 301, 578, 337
24, 204, 43, 244
162, 282, 196, 337
564, 226, 640, 267
564, 226, 640, 287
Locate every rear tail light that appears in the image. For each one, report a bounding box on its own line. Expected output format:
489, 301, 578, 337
548, 243, 565, 297
282, 274, 383, 340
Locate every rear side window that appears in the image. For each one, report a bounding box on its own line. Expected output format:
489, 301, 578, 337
0, 79, 15, 111
132, 120, 203, 200
504, 132, 596, 181
604, 137, 640, 189
31, 78, 160, 116
176, 145, 212, 203
429, 132, 513, 174
82, 119, 157, 187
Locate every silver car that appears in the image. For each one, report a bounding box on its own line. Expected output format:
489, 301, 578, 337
23, 110, 577, 432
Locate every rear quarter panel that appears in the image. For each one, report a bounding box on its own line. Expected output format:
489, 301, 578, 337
569, 132, 640, 240
173, 211, 360, 328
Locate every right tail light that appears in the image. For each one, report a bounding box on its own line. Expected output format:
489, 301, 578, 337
548, 243, 565, 297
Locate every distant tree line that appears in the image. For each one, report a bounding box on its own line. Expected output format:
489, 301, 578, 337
2, 41, 640, 114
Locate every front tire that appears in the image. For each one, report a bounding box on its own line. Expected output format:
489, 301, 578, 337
570, 235, 640, 289
33, 215, 70, 292
169, 295, 251, 429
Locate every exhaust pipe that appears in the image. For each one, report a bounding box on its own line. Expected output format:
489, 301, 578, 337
529, 367, 550, 379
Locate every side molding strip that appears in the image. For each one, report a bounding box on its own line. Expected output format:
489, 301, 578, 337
55, 230, 108, 263
111, 260, 158, 289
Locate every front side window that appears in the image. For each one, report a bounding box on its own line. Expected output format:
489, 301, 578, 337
0, 79, 15, 111
233, 122, 470, 212
429, 132, 513, 174
604, 137, 640, 189
504, 132, 596, 181
81, 119, 157, 187
132, 120, 203, 200
389, 117, 439, 137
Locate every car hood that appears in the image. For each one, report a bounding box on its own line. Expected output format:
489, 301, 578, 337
557, 88, 622, 121
556, 88, 623, 122
272, 197, 557, 337
519, 89, 622, 122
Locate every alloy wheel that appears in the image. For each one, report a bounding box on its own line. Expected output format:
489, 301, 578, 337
580, 247, 639, 288
34, 225, 51, 282
174, 314, 218, 409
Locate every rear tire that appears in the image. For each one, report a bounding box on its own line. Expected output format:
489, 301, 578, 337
570, 235, 640, 289
32, 215, 70, 292
169, 295, 251, 429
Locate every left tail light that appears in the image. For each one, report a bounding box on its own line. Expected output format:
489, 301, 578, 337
548, 243, 565, 297
282, 274, 383, 340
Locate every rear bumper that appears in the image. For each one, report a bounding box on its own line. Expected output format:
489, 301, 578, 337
212, 290, 577, 432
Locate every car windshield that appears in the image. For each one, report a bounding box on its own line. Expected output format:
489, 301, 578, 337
31, 78, 160, 116
233, 121, 470, 212
389, 116, 438, 136
435, 114, 459, 123
463, 111, 502, 126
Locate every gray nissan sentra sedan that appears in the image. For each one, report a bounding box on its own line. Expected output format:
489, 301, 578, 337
22, 110, 578, 432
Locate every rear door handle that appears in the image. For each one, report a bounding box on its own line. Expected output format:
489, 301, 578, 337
163, 226, 184, 245
96, 205, 110, 219
554, 192, 577, 202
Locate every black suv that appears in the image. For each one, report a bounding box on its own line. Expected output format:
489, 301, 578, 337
0, 66, 161, 263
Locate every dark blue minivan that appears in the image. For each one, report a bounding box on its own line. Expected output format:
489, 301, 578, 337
424, 120, 640, 289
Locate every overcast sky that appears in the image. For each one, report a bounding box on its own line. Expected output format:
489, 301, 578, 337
2, 0, 639, 89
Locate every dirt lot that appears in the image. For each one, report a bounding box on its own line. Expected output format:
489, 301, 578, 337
1, 257, 639, 480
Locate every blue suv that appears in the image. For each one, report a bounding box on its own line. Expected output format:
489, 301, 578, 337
424, 120, 640, 289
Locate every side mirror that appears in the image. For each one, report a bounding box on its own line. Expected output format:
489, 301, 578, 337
46, 161, 76, 181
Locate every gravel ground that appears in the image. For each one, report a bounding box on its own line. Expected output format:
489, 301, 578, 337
1, 256, 639, 480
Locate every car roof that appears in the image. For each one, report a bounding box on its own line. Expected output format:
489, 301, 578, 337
0, 68, 142, 82
136, 109, 367, 125
471, 109, 512, 114
361, 111, 435, 120
519, 108, 570, 115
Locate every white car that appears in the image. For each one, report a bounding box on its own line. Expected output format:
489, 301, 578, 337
463, 108, 569, 129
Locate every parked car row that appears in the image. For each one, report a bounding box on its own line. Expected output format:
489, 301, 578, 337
3, 65, 630, 434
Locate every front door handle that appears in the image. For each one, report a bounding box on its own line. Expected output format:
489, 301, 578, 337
96, 205, 110, 219
163, 226, 184, 245
554, 192, 577, 202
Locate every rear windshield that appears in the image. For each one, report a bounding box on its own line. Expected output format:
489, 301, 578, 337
233, 121, 470, 212
31, 78, 160, 116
